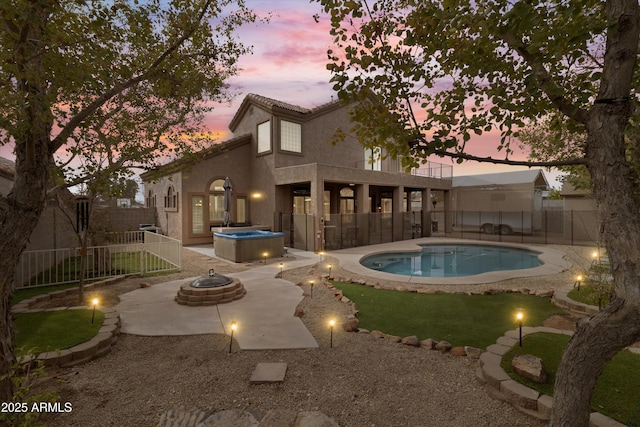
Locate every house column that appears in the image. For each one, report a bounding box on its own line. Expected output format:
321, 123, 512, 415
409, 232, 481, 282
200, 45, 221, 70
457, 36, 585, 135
310, 173, 324, 252
392, 185, 404, 241
444, 189, 452, 233
357, 183, 369, 246
422, 188, 432, 237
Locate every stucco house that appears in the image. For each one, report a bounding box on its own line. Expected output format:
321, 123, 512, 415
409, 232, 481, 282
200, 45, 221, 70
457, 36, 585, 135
141, 94, 453, 249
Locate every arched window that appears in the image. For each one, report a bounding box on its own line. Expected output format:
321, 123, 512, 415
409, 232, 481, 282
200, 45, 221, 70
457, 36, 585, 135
164, 186, 177, 209
209, 179, 226, 223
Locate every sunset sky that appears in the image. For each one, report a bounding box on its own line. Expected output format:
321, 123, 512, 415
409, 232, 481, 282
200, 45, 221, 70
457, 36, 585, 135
0, 0, 563, 186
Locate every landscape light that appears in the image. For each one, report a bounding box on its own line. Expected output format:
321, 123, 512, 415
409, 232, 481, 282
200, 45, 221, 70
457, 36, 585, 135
319, 251, 325, 263
263, 252, 268, 264
328, 264, 332, 277
574, 274, 584, 291
329, 319, 335, 348
279, 262, 284, 278
229, 321, 237, 354
516, 310, 524, 347
310, 280, 314, 298
91, 298, 99, 324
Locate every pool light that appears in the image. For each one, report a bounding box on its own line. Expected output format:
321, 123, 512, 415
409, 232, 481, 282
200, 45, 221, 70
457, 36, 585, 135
516, 310, 524, 347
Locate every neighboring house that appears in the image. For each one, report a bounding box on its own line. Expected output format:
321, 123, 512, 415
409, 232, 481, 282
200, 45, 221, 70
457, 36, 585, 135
451, 169, 549, 234
141, 94, 453, 249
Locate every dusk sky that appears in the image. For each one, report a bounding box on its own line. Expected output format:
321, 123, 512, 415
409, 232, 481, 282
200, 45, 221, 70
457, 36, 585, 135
0, 0, 563, 186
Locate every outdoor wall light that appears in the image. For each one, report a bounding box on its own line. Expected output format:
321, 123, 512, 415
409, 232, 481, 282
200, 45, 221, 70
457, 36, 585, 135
91, 298, 99, 324
516, 310, 524, 347
329, 319, 335, 348
574, 274, 584, 291
229, 321, 237, 354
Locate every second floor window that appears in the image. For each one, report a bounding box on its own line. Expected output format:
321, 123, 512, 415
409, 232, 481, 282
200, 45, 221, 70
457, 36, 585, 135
281, 120, 301, 153
257, 121, 271, 153
364, 147, 382, 171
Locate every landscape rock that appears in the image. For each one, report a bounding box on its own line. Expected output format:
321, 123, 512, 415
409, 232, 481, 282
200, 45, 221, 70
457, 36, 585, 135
342, 318, 359, 332
294, 308, 304, 318
401, 336, 420, 347
371, 330, 386, 339
385, 334, 402, 343
435, 340, 452, 353
420, 338, 436, 350
464, 346, 485, 359
512, 354, 548, 383
450, 346, 467, 357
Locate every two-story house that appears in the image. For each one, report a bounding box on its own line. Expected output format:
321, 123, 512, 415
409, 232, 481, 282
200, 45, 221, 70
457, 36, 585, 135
141, 94, 453, 249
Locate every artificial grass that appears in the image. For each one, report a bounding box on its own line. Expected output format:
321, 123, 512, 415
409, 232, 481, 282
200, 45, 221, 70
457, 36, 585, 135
501, 333, 640, 426
14, 309, 104, 357
333, 281, 565, 348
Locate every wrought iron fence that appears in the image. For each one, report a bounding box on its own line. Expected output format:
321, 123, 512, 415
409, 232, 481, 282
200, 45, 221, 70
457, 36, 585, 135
15, 231, 181, 289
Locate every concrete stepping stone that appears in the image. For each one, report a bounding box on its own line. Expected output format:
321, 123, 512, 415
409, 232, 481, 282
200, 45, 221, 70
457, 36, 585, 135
250, 362, 287, 384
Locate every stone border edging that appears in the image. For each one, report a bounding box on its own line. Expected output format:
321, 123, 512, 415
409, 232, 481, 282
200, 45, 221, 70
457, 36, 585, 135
11, 278, 122, 368
552, 285, 600, 316
479, 327, 626, 426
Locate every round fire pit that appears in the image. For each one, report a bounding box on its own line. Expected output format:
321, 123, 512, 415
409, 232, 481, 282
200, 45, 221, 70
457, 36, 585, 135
175, 269, 246, 306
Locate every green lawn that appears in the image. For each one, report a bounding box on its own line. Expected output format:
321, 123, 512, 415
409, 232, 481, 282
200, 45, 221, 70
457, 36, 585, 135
14, 309, 104, 357
501, 333, 640, 426
333, 281, 565, 348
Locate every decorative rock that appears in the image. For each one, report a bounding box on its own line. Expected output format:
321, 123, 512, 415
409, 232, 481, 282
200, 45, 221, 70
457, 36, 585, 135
401, 336, 420, 347
435, 340, 452, 353
294, 411, 339, 427
394, 285, 408, 292
535, 289, 554, 298
512, 354, 548, 383
420, 338, 436, 350
139, 283, 151, 288
371, 330, 386, 339
464, 346, 485, 359
385, 334, 402, 343
450, 346, 467, 357
294, 308, 304, 317
342, 318, 359, 332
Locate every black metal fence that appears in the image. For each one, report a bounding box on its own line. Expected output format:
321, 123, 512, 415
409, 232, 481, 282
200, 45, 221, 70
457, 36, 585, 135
276, 210, 599, 251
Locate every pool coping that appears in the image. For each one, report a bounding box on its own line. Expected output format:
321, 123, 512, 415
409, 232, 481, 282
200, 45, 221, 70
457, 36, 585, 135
330, 238, 572, 285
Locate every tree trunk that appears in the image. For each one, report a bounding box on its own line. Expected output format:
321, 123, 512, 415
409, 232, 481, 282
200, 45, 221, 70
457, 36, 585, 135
551, 2, 640, 422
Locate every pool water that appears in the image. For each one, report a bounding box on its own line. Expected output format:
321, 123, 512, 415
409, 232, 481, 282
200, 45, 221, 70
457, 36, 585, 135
360, 244, 542, 277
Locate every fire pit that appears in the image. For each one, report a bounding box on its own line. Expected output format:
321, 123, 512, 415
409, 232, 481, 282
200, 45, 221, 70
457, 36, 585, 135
175, 269, 246, 306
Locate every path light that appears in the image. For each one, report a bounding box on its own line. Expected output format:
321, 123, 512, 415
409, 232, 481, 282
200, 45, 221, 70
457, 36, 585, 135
516, 310, 524, 347
91, 298, 99, 324
229, 321, 237, 354
263, 252, 268, 264
574, 274, 584, 291
328, 264, 332, 277
310, 280, 314, 298
592, 250, 600, 265
329, 319, 335, 348
319, 251, 325, 263
279, 262, 284, 278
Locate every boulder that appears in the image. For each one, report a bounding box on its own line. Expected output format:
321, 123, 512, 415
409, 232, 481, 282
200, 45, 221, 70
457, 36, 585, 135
371, 330, 386, 339
450, 346, 467, 357
385, 334, 402, 343
420, 338, 436, 350
512, 354, 548, 383
435, 340, 452, 353
464, 346, 485, 359
294, 308, 304, 318
401, 336, 420, 347
342, 318, 359, 332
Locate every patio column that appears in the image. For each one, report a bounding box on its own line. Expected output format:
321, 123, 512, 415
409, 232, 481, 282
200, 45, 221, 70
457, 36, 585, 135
422, 188, 432, 237
311, 175, 324, 252
357, 183, 370, 246
392, 186, 404, 241
444, 189, 452, 233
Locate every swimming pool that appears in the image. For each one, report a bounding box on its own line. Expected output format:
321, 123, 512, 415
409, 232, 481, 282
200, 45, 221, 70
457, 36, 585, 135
359, 244, 542, 278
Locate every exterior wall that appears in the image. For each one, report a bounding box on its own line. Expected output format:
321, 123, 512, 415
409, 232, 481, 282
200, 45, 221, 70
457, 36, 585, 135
144, 170, 183, 239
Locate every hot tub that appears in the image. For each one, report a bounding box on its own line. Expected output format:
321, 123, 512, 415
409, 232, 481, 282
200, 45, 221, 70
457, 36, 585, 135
214, 230, 285, 263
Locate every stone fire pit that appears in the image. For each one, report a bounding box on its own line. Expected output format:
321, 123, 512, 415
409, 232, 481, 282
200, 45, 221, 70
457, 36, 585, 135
175, 269, 246, 306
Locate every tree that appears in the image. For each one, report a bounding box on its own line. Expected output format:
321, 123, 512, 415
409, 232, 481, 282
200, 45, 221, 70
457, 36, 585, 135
317, 0, 639, 425
0, 0, 259, 400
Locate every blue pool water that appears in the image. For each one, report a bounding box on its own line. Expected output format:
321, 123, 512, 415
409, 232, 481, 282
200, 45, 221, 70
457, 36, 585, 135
360, 244, 542, 277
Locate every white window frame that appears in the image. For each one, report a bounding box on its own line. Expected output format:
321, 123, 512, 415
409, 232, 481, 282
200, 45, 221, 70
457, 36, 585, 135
280, 120, 302, 153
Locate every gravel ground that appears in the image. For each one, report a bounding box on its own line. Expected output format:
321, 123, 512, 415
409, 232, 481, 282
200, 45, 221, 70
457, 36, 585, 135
33, 244, 592, 427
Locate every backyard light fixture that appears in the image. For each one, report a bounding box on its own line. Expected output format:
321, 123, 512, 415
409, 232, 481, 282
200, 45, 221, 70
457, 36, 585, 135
319, 251, 325, 263
229, 321, 237, 354
328, 264, 332, 277
516, 310, 524, 347
91, 298, 99, 324
263, 252, 268, 264
279, 262, 284, 278
310, 280, 314, 298
329, 319, 335, 348
574, 274, 584, 291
